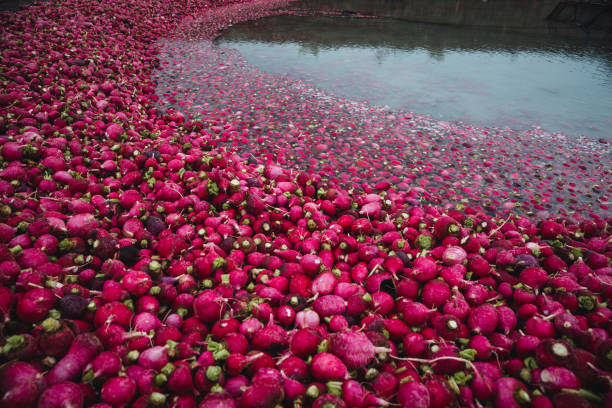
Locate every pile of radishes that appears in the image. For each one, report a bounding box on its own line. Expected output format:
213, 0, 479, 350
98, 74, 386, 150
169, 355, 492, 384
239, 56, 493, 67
1, 0, 611, 407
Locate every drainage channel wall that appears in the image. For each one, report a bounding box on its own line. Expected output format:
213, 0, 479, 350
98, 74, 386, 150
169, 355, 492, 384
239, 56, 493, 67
293, 0, 610, 33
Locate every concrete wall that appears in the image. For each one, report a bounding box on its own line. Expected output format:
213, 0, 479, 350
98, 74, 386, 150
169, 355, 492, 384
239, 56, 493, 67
292, 0, 566, 30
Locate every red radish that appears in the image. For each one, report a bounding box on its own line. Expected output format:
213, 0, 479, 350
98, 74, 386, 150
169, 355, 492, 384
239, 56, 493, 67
37, 382, 84, 408
313, 294, 346, 317
468, 304, 499, 334
194, 290, 226, 323
66, 213, 98, 238
239, 368, 284, 408
311, 271, 337, 295
397, 381, 429, 408
295, 309, 320, 329
539, 366, 580, 392
251, 316, 287, 349
494, 377, 531, 408
421, 279, 451, 308
442, 245, 467, 265
311, 352, 348, 381
199, 392, 237, 408
37, 318, 76, 357
1, 334, 39, 361
94, 301, 133, 329
138, 345, 170, 371
101, 376, 137, 407
312, 394, 346, 408
535, 339, 573, 367
0, 361, 45, 408
83, 352, 122, 382
17, 287, 55, 323
290, 328, 322, 357
329, 330, 390, 369
519, 267, 549, 289
425, 378, 458, 408
46, 333, 103, 385
411, 256, 438, 282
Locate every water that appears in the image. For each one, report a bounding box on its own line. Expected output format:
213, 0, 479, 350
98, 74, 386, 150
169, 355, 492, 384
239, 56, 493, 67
216, 14, 612, 140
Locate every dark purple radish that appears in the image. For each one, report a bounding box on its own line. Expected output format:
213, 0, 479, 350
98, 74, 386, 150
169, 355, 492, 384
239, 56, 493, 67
58, 295, 89, 319
37, 382, 84, 408
595, 339, 612, 371
0, 361, 45, 408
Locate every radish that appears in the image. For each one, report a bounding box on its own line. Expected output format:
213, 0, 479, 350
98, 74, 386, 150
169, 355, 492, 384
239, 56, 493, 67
290, 328, 322, 357
138, 345, 170, 371
397, 381, 429, 408
442, 245, 467, 265
239, 368, 284, 408
467, 304, 499, 334
100, 376, 137, 406
311, 352, 348, 381
494, 377, 531, 408
82, 352, 122, 382
194, 290, 226, 323
66, 213, 98, 238
539, 366, 580, 392
329, 330, 390, 369
37, 318, 76, 357
422, 279, 451, 308
425, 378, 458, 408
17, 287, 55, 323
0, 361, 45, 408
46, 333, 103, 385
37, 382, 84, 408
1, 334, 39, 361
199, 392, 237, 408
312, 394, 346, 408
313, 294, 346, 317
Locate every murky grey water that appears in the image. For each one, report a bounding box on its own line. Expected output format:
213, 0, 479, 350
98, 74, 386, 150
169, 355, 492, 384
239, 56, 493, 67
216, 15, 612, 140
